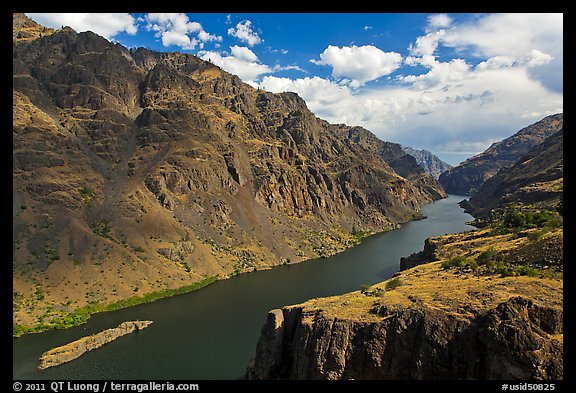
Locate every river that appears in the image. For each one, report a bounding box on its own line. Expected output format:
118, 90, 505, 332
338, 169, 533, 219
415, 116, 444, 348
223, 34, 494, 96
13, 194, 474, 380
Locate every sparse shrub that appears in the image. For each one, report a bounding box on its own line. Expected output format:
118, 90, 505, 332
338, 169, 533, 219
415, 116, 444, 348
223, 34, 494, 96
514, 265, 540, 277
527, 227, 552, 242
385, 277, 402, 291
476, 248, 497, 268
34, 287, 45, 301
78, 186, 95, 203
442, 255, 471, 269
494, 261, 514, 277
468, 259, 479, 274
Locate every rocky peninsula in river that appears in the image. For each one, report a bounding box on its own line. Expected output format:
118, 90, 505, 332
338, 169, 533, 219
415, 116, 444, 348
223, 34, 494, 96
38, 320, 152, 369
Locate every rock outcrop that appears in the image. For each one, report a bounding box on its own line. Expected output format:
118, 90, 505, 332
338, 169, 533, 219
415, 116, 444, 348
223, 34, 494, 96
13, 13, 445, 332
247, 226, 563, 380
247, 265, 562, 380
438, 114, 563, 195
401, 146, 452, 179
38, 320, 153, 369
247, 296, 561, 380
399, 237, 438, 271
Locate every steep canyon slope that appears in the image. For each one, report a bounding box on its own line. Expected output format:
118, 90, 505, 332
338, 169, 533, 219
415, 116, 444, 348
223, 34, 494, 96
12, 13, 445, 332
401, 146, 452, 179
438, 114, 563, 195
461, 129, 563, 220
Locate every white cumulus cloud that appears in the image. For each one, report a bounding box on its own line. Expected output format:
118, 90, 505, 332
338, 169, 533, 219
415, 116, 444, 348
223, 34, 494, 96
26, 13, 138, 39
230, 45, 258, 62
426, 14, 452, 31
227, 20, 262, 47
311, 45, 403, 87
200, 46, 271, 83
145, 13, 222, 51
440, 13, 562, 92
408, 30, 445, 57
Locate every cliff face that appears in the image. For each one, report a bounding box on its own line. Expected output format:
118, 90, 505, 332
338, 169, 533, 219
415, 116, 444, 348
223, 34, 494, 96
248, 227, 563, 380
248, 297, 561, 380
401, 146, 452, 180
438, 114, 563, 195
13, 14, 444, 331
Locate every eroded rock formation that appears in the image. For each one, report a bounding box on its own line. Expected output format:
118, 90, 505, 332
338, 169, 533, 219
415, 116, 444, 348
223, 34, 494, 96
247, 280, 562, 380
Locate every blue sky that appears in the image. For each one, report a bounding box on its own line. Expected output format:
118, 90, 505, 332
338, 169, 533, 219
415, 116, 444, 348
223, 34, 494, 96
26, 13, 563, 165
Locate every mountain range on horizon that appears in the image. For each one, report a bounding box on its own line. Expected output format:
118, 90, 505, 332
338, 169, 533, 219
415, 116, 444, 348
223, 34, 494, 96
401, 145, 452, 179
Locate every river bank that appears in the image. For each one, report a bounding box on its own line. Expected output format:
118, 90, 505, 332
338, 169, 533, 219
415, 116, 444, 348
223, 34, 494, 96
14, 195, 473, 380
13, 210, 401, 338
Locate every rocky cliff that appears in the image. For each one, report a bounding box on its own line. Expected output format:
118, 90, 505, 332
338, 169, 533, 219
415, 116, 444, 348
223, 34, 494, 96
247, 226, 563, 380
13, 13, 445, 333
438, 114, 563, 195
401, 146, 452, 179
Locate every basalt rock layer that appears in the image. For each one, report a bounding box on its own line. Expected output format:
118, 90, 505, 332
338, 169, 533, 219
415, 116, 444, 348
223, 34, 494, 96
247, 296, 562, 380
247, 228, 563, 380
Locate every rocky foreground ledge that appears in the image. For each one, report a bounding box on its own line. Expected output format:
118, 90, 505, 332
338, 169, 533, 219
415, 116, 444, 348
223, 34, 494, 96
38, 320, 152, 369
246, 229, 563, 380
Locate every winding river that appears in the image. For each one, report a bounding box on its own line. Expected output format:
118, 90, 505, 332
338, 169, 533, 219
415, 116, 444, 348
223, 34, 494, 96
13, 194, 474, 380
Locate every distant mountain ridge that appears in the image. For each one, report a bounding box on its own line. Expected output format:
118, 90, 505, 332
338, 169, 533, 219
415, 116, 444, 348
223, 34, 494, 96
461, 129, 563, 219
401, 146, 452, 179
438, 114, 563, 195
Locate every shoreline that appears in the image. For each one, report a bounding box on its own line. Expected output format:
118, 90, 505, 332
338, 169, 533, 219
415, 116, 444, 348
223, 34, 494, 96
38, 320, 153, 369
13, 197, 444, 339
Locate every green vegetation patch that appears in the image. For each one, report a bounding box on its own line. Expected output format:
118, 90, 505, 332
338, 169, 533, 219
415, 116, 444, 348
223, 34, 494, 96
90, 220, 112, 239
385, 277, 402, 291
13, 276, 218, 337
105, 276, 217, 311
492, 205, 562, 235
349, 228, 372, 246
78, 186, 95, 203
441, 247, 558, 279
360, 277, 402, 297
